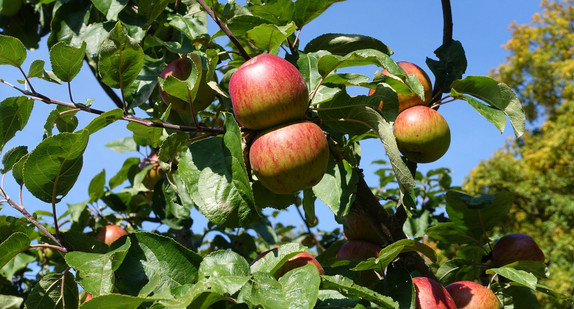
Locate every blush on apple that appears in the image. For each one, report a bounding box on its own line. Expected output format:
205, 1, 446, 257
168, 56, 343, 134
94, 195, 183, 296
159, 58, 215, 114
446, 281, 500, 309
393, 106, 451, 163
275, 252, 325, 278
229, 53, 309, 130
491, 233, 545, 267
96, 225, 127, 245
369, 61, 433, 112
249, 121, 329, 194
412, 277, 457, 309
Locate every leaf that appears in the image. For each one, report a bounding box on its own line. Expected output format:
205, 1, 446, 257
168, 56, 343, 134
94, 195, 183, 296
126, 121, 163, 148
24, 273, 78, 309
176, 114, 258, 227
451, 76, 526, 137
84, 109, 124, 135
78, 294, 147, 309
304, 33, 392, 56
44, 105, 79, 137
248, 0, 295, 25
380, 267, 415, 309
1, 145, 28, 173
0, 232, 31, 269
105, 137, 137, 154
65, 238, 131, 296
88, 169, 106, 203
292, 0, 346, 28
277, 263, 321, 309
0, 96, 34, 152
246, 22, 296, 53
250, 243, 306, 275
168, 11, 208, 41
23, 130, 89, 203
91, 0, 129, 20
0, 35, 27, 67
313, 159, 358, 220
114, 232, 203, 295
98, 22, 144, 89
321, 275, 398, 308
353, 239, 436, 272
49, 41, 86, 82
486, 267, 538, 290
197, 250, 251, 295
425, 40, 467, 93
124, 56, 164, 109
238, 272, 287, 309
0, 295, 22, 309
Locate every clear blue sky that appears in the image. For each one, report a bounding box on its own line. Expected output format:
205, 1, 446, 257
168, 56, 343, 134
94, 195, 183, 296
0, 1, 543, 234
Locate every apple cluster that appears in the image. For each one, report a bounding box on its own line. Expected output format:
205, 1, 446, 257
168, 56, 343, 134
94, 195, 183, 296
229, 54, 330, 194
372, 62, 451, 163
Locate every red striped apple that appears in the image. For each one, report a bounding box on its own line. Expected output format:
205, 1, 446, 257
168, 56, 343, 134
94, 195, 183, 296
412, 277, 457, 309
369, 61, 433, 112
393, 106, 451, 163
249, 121, 329, 194
446, 281, 500, 309
229, 54, 309, 130
491, 233, 545, 267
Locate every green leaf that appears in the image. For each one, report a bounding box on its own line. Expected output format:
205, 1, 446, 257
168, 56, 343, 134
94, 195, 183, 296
114, 232, 203, 295
24, 273, 78, 309
313, 159, 358, 220
98, 22, 144, 89
246, 22, 296, 53
292, 0, 346, 28
23, 130, 89, 203
252, 181, 296, 210
353, 239, 436, 272
65, 238, 131, 296
196, 250, 251, 295
278, 263, 321, 309
78, 294, 147, 309
248, 0, 295, 25
105, 137, 138, 154
0, 35, 27, 67
126, 121, 163, 148
1, 145, 28, 173
451, 76, 526, 137
168, 11, 208, 41
426, 40, 467, 93
381, 267, 415, 309
0, 232, 31, 269
108, 157, 140, 189
486, 267, 538, 290
44, 105, 79, 137
0, 96, 34, 152
250, 243, 306, 275
238, 272, 287, 309
0, 295, 22, 309
49, 41, 86, 82
124, 56, 164, 109
91, 0, 128, 20
304, 33, 392, 56
84, 109, 124, 135
461, 93, 508, 133
176, 114, 258, 227
88, 169, 106, 203
426, 222, 478, 245
302, 188, 316, 225
321, 275, 398, 308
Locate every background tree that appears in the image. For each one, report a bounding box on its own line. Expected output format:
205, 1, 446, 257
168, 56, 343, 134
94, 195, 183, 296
464, 0, 574, 307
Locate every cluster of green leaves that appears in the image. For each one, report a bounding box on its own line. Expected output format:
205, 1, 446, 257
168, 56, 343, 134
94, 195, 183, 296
0, 0, 555, 308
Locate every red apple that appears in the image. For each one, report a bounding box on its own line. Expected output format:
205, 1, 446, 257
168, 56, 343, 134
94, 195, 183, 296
275, 252, 325, 278
446, 281, 500, 309
229, 54, 309, 130
393, 106, 451, 163
336, 240, 381, 287
369, 61, 433, 112
249, 121, 329, 194
96, 225, 127, 245
159, 58, 215, 114
412, 277, 457, 309
140, 153, 164, 190
343, 211, 385, 244
491, 233, 545, 267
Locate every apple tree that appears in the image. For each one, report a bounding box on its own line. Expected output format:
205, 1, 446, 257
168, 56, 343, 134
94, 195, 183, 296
0, 0, 570, 308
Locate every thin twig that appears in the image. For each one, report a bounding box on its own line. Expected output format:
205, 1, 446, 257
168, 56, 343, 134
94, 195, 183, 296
441, 0, 454, 44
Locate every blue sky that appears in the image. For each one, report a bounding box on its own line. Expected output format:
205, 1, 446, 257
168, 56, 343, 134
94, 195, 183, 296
0, 1, 543, 233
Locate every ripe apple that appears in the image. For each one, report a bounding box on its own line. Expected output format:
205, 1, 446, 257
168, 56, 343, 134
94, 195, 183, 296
275, 252, 325, 278
446, 281, 500, 309
336, 240, 381, 287
249, 121, 329, 194
229, 53, 309, 130
343, 211, 385, 244
0, 0, 23, 16
412, 277, 457, 309
159, 58, 215, 114
491, 233, 545, 267
393, 106, 451, 163
369, 61, 433, 112
96, 225, 127, 245
140, 153, 164, 190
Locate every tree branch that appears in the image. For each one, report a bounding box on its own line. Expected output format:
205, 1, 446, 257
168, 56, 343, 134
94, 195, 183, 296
441, 0, 454, 44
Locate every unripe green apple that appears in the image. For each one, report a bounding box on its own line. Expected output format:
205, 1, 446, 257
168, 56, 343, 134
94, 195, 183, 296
96, 225, 127, 245
369, 61, 433, 112
229, 54, 309, 130
491, 233, 545, 267
412, 277, 457, 309
159, 58, 215, 114
393, 106, 451, 163
249, 121, 329, 194
0, 0, 23, 17
446, 281, 500, 309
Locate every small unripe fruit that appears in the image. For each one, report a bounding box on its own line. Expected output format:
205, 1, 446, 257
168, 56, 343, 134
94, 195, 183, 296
96, 225, 127, 245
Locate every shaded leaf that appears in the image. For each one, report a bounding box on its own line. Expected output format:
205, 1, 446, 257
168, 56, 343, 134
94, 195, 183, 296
321, 275, 398, 308
304, 33, 392, 56
0, 232, 31, 269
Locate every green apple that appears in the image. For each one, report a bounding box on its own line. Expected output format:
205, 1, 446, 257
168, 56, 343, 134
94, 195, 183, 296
249, 121, 329, 194
412, 277, 457, 309
491, 233, 545, 267
229, 53, 309, 130
393, 106, 451, 163
369, 61, 433, 112
96, 225, 127, 245
446, 281, 500, 309
0, 0, 23, 17
159, 58, 215, 114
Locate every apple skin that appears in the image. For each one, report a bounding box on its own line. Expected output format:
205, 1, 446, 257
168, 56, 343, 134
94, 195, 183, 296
229, 54, 309, 130
369, 61, 433, 112
446, 281, 500, 309
393, 106, 451, 163
336, 240, 381, 287
412, 277, 457, 309
491, 233, 545, 267
96, 225, 127, 245
140, 153, 164, 190
343, 211, 385, 244
249, 121, 329, 194
0, 0, 23, 17
159, 58, 215, 114
275, 252, 325, 278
